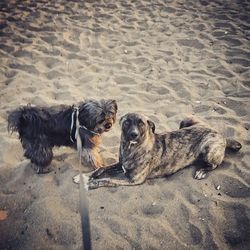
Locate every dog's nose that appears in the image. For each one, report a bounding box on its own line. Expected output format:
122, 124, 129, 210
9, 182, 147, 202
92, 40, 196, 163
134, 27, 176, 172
105, 123, 112, 129
129, 131, 138, 140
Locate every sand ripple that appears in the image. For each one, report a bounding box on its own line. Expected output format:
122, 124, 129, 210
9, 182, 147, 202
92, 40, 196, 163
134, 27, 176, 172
0, 0, 249, 249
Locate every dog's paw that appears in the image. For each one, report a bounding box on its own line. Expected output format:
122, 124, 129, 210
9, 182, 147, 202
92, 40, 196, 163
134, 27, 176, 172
89, 168, 105, 179
73, 173, 92, 189
31, 164, 52, 174
73, 174, 80, 184
194, 169, 207, 180
88, 179, 101, 190
73, 174, 89, 184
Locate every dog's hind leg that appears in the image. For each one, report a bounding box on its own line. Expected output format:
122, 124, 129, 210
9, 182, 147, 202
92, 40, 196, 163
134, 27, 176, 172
194, 140, 225, 180
179, 117, 199, 129
22, 137, 53, 173
30, 146, 53, 173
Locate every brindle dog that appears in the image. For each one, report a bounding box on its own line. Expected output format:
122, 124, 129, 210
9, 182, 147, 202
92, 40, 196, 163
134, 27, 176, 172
73, 113, 242, 189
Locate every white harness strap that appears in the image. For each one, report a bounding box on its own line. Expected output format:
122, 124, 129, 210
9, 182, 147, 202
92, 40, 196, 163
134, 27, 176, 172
75, 107, 81, 149
70, 108, 76, 142
70, 107, 99, 143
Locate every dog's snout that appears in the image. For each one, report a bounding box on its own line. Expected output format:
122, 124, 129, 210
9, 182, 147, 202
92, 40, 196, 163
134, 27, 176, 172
129, 131, 138, 140
105, 123, 112, 129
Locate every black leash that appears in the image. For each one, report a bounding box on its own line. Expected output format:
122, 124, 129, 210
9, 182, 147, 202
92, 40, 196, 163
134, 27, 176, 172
79, 157, 92, 250
75, 108, 92, 250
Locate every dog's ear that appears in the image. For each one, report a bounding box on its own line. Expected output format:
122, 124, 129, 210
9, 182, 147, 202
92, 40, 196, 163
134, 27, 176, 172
111, 100, 118, 113
106, 99, 118, 113
119, 114, 128, 126
147, 120, 155, 133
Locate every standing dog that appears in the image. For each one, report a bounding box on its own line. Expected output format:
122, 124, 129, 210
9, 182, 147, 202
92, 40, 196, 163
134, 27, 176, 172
8, 99, 117, 173
75, 113, 242, 189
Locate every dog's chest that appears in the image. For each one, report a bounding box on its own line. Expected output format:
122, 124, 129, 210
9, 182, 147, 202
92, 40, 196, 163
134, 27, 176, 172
122, 143, 152, 168
89, 135, 101, 145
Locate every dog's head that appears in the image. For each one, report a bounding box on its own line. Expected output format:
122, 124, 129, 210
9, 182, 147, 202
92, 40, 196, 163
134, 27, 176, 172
119, 113, 155, 144
79, 99, 117, 134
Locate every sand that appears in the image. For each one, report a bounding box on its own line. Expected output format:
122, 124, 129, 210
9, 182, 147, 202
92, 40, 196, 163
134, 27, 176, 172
0, 0, 250, 249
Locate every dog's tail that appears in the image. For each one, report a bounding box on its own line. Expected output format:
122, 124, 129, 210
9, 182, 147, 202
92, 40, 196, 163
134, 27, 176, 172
226, 138, 242, 152
7, 108, 24, 134
7, 107, 40, 135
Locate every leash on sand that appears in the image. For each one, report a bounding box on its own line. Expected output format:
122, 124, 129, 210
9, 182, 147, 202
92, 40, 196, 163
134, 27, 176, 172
75, 107, 92, 250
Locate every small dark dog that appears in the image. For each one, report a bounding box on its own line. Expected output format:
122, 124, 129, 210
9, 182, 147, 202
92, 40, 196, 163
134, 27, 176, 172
75, 113, 242, 189
8, 99, 117, 173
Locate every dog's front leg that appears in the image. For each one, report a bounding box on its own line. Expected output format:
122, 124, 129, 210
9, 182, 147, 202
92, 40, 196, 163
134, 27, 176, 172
81, 148, 103, 169
88, 164, 150, 189
73, 170, 95, 184
88, 177, 141, 189
91, 147, 104, 169
90, 162, 123, 179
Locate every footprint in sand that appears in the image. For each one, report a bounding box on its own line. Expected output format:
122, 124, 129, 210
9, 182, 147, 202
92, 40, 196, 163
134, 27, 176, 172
141, 203, 165, 217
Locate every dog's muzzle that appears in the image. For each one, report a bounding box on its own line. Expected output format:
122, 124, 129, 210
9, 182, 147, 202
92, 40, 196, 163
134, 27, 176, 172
128, 131, 139, 141
104, 123, 112, 130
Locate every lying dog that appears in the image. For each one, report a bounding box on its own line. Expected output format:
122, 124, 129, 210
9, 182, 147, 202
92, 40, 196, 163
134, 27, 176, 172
8, 99, 117, 173
74, 113, 242, 189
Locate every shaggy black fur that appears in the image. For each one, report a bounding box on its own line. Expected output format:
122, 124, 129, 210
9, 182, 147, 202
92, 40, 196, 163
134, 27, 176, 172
8, 99, 117, 173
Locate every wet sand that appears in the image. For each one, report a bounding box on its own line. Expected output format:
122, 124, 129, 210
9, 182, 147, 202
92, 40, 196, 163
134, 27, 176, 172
0, 0, 250, 249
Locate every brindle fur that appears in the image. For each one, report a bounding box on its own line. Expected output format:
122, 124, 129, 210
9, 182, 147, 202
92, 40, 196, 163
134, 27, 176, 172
74, 113, 242, 189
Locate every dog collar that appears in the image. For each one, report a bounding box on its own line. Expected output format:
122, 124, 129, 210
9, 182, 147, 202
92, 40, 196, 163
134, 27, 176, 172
122, 165, 127, 173
70, 106, 99, 143
128, 141, 138, 149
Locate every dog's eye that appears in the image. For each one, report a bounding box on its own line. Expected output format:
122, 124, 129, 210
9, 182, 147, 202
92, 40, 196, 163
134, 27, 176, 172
138, 120, 144, 126
123, 120, 130, 126
98, 119, 105, 124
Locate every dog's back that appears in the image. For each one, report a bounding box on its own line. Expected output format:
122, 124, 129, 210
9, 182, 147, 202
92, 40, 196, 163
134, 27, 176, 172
179, 118, 242, 152
8, 106, 46, 138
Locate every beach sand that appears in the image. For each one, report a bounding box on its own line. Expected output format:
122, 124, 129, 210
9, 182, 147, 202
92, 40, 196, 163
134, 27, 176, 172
0, 0, 250, 249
